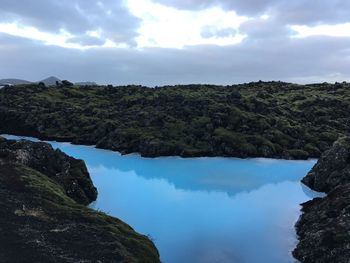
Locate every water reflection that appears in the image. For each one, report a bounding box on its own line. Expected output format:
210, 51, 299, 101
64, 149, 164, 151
1, 134, 322, 263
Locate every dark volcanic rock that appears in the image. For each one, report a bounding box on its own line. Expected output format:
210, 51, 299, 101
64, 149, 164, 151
293, 137, 350, 263
301, 137, 350, 193
1, 82, 350, 159
0, 137, 160, 263
0, 137, 97, 205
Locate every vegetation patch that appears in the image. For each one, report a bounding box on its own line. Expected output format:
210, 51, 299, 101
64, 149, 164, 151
0, 81, 349, 159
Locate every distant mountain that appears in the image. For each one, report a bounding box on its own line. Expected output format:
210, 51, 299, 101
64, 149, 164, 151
40, 76, 61, 86
0, 76, 97, 87
0, 79, 32, 85
75, 81, 97, 86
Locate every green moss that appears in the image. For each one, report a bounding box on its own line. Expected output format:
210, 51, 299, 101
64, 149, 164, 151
0, 164, 160, 262
17, 165, 74, 205
1, 81, 349, 159
319, 131, 339, 142
304, 143, 321, 156
287, 149, 309, 159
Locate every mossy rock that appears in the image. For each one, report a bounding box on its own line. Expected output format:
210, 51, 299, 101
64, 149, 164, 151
0, 164, 160, 263
287, 149, 309, 160
1, 81, 349, 159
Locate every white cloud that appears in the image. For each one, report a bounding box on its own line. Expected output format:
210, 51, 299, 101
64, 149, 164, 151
0, 0, 350, 84
0, 0, 249, 50
260, 14, 270, 20
0, 22, 127, 49
0, 22, 76, 48
126, 0, 248, 48
0, 0, 140, 46
291, 23, 350, 38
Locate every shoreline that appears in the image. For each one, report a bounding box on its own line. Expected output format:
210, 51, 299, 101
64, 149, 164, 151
2, 82, 347, 161
0, 135, 161, 262
2, 133, 323, 263
0, 132, 319, 161
293, 137, 350, 262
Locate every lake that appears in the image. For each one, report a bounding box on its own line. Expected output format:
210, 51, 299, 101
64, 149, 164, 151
2, 134, 321, 263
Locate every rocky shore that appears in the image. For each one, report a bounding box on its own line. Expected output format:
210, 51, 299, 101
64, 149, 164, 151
0, 136, 160, 262
293, 137, 350, 263
1, 82, 349, 159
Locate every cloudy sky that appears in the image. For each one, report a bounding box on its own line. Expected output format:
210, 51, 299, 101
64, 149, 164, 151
0, 0, 349, 86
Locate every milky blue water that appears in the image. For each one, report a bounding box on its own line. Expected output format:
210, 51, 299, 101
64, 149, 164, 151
2, 134, 321, 263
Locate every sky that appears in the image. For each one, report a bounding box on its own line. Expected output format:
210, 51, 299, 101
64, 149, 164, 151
0, 0, 350, 86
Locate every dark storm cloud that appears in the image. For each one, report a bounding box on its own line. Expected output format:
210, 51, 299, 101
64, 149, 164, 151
154, 0, 350, 24
273, 1, 350, 25
1, 33, 349, 86
150, 0, 219, 10
0, 0, 349, 85
152, 0, 277, 15
0, 0, 140, 45
239, 17, 292, 40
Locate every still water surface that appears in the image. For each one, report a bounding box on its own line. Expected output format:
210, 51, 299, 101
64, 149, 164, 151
3, 134, 321, 263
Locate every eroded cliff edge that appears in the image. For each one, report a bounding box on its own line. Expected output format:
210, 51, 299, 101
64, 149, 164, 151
0, 136, 160, 263
293, 137, 350, 263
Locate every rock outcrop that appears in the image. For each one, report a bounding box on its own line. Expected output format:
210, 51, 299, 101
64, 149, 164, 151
293, 137, 350, 263
0, 136, 97, 205
0, 137, 160, 263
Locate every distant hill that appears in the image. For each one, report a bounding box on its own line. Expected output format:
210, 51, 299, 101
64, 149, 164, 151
0, 77, 98, 87
75, 81, 97, 86
40, 76, 61, 86
0, 79, 32, 85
